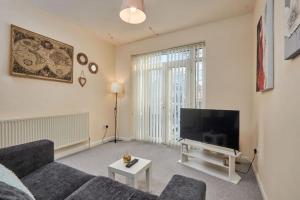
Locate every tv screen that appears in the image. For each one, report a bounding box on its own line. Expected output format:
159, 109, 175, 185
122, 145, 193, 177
180, 109, 239, 150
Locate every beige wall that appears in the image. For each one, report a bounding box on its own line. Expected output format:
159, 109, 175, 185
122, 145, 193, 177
115, 14, 254, 156
0, 0, 116, 143
252, 0, 300, 199
3, 1, 299, 198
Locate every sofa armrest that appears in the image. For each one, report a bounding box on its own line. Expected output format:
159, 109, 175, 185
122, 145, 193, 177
158, 175, 206, 200
0, 140, 54, 178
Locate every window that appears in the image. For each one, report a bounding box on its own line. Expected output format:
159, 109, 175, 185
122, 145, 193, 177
132, 43, 205, 145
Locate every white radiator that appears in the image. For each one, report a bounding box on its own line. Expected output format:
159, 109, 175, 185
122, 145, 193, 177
0, 113, 89, 150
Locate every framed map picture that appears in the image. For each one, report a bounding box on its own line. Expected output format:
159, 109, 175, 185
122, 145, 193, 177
10, 25, 73, 83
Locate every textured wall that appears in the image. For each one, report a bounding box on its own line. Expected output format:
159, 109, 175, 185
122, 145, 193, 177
115, 14, 254, 157
252, 0, 300, 199
0, 0, 116, 143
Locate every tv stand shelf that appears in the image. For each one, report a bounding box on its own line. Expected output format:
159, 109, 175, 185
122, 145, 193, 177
178, 139, 241, 184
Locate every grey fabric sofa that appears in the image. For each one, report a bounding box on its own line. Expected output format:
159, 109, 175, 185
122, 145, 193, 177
0, 140, 206, 200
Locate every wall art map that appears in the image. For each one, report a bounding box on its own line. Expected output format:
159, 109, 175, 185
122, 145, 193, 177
10, 25, 73, 83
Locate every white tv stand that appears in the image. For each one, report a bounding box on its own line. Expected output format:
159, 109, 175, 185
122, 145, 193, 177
178, 139, 241, 184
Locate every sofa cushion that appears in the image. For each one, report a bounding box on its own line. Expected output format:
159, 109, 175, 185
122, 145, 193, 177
65, 176, 158, 200
0, 140, 54, 178
128, 190, 158, 200
21, 162, 94, 200
157, 175, 206, 200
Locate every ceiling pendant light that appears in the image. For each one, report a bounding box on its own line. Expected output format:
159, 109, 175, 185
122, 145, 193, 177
120, 0, 146, 24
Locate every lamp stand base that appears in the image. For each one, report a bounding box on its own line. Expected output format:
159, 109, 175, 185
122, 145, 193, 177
109, 139, 123, 143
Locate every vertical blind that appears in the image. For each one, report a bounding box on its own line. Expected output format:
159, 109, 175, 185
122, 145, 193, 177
132, 43, 205, 145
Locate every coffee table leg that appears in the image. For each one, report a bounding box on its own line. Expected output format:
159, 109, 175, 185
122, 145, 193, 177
108, 169, 115, 180
146, 166, 152, 192
126, 177, 138, 189
126, 177, 131, 185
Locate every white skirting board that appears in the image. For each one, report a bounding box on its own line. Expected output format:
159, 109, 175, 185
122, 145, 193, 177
90, 136, 133, 147
90, 136, 116, 147
252, 166, 268, 200
55, 136, 133, 159
118, 137, 133, 142
55, 142, 90, 160
55, 137, 114, 159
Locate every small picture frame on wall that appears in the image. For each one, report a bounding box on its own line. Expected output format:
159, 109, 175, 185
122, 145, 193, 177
77, 53, 88, 65
285, 0, 300, 59
88, 62, 98, 74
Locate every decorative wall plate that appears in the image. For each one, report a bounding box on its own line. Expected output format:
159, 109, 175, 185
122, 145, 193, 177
78, 71, 86, 87
78, 77, 86, 87
88, 62, 98, 74
77, 53, 88, 65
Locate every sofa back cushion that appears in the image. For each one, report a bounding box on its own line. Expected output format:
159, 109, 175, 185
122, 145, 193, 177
21, 162, 94, 200
0, 140, 54, 178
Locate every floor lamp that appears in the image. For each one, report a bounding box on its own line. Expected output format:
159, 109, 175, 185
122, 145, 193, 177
111, 82, 122, 143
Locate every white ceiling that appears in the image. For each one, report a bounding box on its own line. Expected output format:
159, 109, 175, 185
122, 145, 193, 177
30, 0, 255, 45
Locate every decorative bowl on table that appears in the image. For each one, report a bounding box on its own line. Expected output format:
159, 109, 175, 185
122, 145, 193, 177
123, 153, 131, 164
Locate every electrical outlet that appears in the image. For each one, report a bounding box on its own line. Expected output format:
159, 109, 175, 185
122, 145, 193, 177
254, 148, 257, 154
103, 125, 109, 129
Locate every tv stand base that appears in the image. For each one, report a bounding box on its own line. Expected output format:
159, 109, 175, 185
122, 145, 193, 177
178, 139, 241, 184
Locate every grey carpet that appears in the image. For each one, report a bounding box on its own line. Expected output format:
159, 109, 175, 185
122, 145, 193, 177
58, 141, 263, 200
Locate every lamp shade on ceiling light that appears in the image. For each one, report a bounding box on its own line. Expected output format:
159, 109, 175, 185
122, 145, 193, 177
120, 0, 146, 24
111, 82, 122, 93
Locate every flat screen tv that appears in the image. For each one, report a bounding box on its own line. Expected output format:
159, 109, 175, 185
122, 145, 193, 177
180, 109, 239, 150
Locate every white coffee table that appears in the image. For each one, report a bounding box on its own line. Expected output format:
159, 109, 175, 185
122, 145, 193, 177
108, 156, 152, 192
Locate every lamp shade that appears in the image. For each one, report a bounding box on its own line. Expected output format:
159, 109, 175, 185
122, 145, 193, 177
111, 82, 122, 93
120, 0, 146, 24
